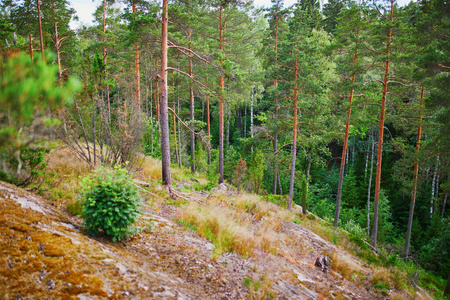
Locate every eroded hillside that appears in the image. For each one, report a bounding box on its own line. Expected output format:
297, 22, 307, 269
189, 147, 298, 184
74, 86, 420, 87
0, 147, 436, 299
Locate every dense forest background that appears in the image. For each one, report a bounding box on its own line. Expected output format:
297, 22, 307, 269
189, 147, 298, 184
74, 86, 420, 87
0, 0, 449, 282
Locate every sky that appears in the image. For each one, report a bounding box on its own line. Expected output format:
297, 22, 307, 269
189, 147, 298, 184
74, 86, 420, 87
69, 0, 414, 29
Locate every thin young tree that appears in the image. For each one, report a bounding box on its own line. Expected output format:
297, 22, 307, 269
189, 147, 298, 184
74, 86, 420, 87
404, 86, 424, 261
333, 3, 364, 228
371, 0, 395, 248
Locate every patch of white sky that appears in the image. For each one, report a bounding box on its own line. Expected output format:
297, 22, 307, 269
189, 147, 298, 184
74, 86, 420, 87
69, 0, 415, 29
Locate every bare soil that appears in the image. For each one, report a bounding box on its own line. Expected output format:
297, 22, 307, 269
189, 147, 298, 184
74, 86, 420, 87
0, 180, 404, 299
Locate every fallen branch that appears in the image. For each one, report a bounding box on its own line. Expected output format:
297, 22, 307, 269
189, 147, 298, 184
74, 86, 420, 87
167, 106, 203, 135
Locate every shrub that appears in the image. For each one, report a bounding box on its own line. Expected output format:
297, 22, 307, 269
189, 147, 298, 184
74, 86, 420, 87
79, 165, 141, 241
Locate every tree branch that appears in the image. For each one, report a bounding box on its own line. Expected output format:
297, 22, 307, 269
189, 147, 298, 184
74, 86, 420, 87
167, 106, 202, 135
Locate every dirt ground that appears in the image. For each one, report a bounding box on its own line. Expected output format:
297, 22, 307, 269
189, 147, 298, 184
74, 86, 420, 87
0, 180, 410, 299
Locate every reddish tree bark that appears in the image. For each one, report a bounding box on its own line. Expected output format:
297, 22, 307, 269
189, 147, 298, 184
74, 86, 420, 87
132, 2, 141, 110
334, 33, 359, 228
404, 86, 424, 261
36, 0, 44, 58
371, 0, 394, 248
52, 2, 62, 82
160, 0, 172, 187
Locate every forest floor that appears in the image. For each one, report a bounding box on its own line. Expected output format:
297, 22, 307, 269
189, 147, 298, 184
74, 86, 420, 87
0, 147, 436, 299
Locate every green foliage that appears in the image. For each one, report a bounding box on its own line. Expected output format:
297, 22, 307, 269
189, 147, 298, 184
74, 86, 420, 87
207, 149, 220, 183
0, 146, 49, 186
297, 173, 307, 214
233, 156, 247, 192
0, 52, 79, 147
266, 194, 287, 208
343, 219, 366, 239
194, 140, 207, 173
418, 217, 450, 278
0, 51, 80, 182
143, 119, 161, 159
79, 165, 142, 241
247, 149, 266, 194
223, 146, 240, 183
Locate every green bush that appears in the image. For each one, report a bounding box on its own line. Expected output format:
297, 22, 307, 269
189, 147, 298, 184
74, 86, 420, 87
79, 166, 141, 241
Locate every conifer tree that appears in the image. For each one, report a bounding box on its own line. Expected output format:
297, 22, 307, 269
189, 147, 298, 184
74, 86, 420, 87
333, 1, 365, 228
274, 3, 336, 209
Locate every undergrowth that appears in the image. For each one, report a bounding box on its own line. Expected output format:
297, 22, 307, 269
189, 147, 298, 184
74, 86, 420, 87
34, 146, 448, 299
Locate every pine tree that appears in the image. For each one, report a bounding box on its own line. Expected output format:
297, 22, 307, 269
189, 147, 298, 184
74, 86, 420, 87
160, 0, 172, 187
333, 1, 366, 228
274, 3, 336, 209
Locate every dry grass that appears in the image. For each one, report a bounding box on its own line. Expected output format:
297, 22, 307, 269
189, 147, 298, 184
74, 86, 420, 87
330, 252, 362, 281
177, 193, 294, 257
38, 146, 91, 207
391, 290, 414, 300
45, 146, 90, 184
243, 274, 276, 299
179, 202, 255, 257
233, 194, 293, 222
136, 155, 162, 180
371, 266, 392, 288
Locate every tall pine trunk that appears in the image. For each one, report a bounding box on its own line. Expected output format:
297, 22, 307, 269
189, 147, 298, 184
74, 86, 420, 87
172, 70, 179, 166
272, 14, 280, 195
371, 0, 394, 248
188, 4, 195, 173
334, 37, 359, 228
52, 2, 62, 81
160, 0, 171, 187
154, 59, 160, 121
288, 54, 299, 210
218, 5, 224, 184
205, 63, 211, 165
404, 86, 424, 261
132, 2, 141, 110
36, 0, 44, 58
367, 129, 375, 236
250, 86, 254, 153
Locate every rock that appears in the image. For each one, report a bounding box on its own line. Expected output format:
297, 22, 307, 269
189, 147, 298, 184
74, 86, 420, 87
314, 255, 331, 273
116, 263, 128, 276
205, 243, 215, 252
138, 282, 149, 291
101, 258, 115, 265
77, 295, 94, 300
47, 279, 55, 289
211, 183, 236, 195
